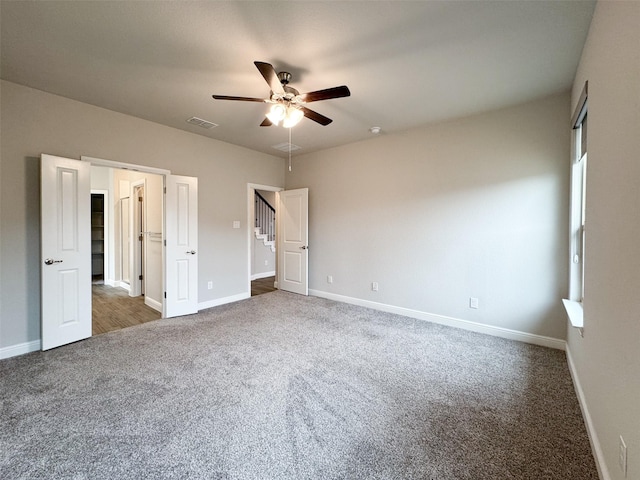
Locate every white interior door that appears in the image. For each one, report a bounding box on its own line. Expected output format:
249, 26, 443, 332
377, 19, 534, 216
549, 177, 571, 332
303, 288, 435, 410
278, 188, 309, 295
165, 174, 198, 317
41, 154, 92, 350
129, 181, 145, 297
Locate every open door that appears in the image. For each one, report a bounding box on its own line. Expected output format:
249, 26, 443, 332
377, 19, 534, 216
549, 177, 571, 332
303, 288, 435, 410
165, 174, 198, 317
278, 188, 309, 295
129, 181, 146, 298
41, 154, 92, 350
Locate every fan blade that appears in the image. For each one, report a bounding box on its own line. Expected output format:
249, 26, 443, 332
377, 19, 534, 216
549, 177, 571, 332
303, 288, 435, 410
212, 95, 265, 102
301, 107, 332, 126
300, 85, 350, 103
254, 61, 285, 95
260, 117, 272, 127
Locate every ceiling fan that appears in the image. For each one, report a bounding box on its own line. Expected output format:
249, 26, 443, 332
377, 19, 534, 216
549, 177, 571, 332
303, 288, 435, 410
212, 61, 350, 128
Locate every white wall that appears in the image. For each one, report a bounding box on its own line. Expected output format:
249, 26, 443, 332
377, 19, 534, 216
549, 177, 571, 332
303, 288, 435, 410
0, 80, 284, 352
567, 2, 640, 479
286, 93, 570, 342
90, 165, 111, 190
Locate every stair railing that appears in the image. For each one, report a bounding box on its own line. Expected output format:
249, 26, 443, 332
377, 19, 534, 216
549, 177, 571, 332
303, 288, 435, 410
255, 192, 275, 242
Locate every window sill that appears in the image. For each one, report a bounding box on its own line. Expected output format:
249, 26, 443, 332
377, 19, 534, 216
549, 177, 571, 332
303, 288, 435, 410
562, 299, 583, 328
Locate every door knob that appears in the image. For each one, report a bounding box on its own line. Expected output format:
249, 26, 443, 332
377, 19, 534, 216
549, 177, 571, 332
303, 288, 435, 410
44, 258, 63, 265
300, 246, 308, 250
186, 250, 196, 255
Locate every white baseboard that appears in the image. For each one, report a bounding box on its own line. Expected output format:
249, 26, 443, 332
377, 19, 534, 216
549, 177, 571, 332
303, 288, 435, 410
1, 290, 564, 358
0, 340, 41, 360
145, 296, 162, 313
566, 346, 609, 480
251, 271, 276, 281
198, 292, 250, 311
104, 278, 116, 287
309, 289, 566, 351
116, 281, 130, 292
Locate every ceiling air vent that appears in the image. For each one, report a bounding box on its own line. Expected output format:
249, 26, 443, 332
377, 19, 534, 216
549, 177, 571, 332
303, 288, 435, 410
186, 117, 218, 129
272, 142, 301, 152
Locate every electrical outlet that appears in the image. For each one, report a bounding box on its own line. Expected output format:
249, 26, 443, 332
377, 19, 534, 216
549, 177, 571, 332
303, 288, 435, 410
327, 275, 333, 284
264, 260, 268, 266
372, 282, 379, 292
232, 220, 240, 229
619, 435, 627, 476
207, 281, 213, 290
469, 297, 479, 309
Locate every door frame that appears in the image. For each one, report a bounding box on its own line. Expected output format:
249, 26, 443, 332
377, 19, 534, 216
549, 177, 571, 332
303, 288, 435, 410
84, 156, 198, 319
247, 183, 283, 295
83, 156, 171, 312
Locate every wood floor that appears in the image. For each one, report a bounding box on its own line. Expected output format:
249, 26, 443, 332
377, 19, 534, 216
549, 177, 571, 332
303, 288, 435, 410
251, 276, 276, 296
92, 284, 161, 335
93, 278, 274, 335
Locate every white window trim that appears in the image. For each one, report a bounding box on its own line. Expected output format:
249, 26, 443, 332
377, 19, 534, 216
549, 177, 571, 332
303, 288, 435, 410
563, 82, 587, 330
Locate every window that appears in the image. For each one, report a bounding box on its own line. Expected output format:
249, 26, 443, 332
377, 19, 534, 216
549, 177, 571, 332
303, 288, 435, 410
564, 81, 587, 328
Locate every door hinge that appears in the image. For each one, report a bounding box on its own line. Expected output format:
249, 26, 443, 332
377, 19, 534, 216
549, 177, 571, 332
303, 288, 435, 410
139, 274, 143, 280
138, 196, 143, 202
164, 292, 166, 299
163, 187, 166, 194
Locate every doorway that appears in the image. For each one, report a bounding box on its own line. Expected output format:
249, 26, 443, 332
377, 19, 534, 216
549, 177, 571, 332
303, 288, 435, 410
90, 166, 162, 335
90, 191, 107, 284
248, 184, 282, 296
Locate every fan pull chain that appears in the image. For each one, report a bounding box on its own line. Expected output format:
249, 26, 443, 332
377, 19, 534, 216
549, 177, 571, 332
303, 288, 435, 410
288, 127, 292, 172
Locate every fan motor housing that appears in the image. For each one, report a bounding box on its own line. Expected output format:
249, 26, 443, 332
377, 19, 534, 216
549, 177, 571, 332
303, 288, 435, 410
283, 85, 299, 99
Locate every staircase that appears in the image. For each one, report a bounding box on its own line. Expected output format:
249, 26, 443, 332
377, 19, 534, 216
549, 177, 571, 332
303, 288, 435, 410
255, 192, 275, 253
254, 228, 276, 253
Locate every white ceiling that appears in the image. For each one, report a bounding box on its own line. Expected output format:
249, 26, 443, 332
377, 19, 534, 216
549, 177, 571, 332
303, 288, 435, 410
0, 1, 595, 158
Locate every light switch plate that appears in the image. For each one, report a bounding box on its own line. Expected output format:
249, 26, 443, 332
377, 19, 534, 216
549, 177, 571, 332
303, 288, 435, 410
232, 221, 240, 229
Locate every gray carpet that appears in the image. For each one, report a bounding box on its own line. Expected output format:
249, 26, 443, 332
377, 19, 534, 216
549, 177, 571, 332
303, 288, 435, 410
1, 291, 597, 479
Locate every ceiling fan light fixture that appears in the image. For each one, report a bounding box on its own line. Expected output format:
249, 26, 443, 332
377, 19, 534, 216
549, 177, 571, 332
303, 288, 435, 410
212, 61, 349, 128
283, 106, 304, 128
266, 103, 286, 125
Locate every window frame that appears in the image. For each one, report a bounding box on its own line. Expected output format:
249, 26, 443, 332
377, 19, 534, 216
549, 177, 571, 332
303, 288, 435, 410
564, 81, 588, 329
